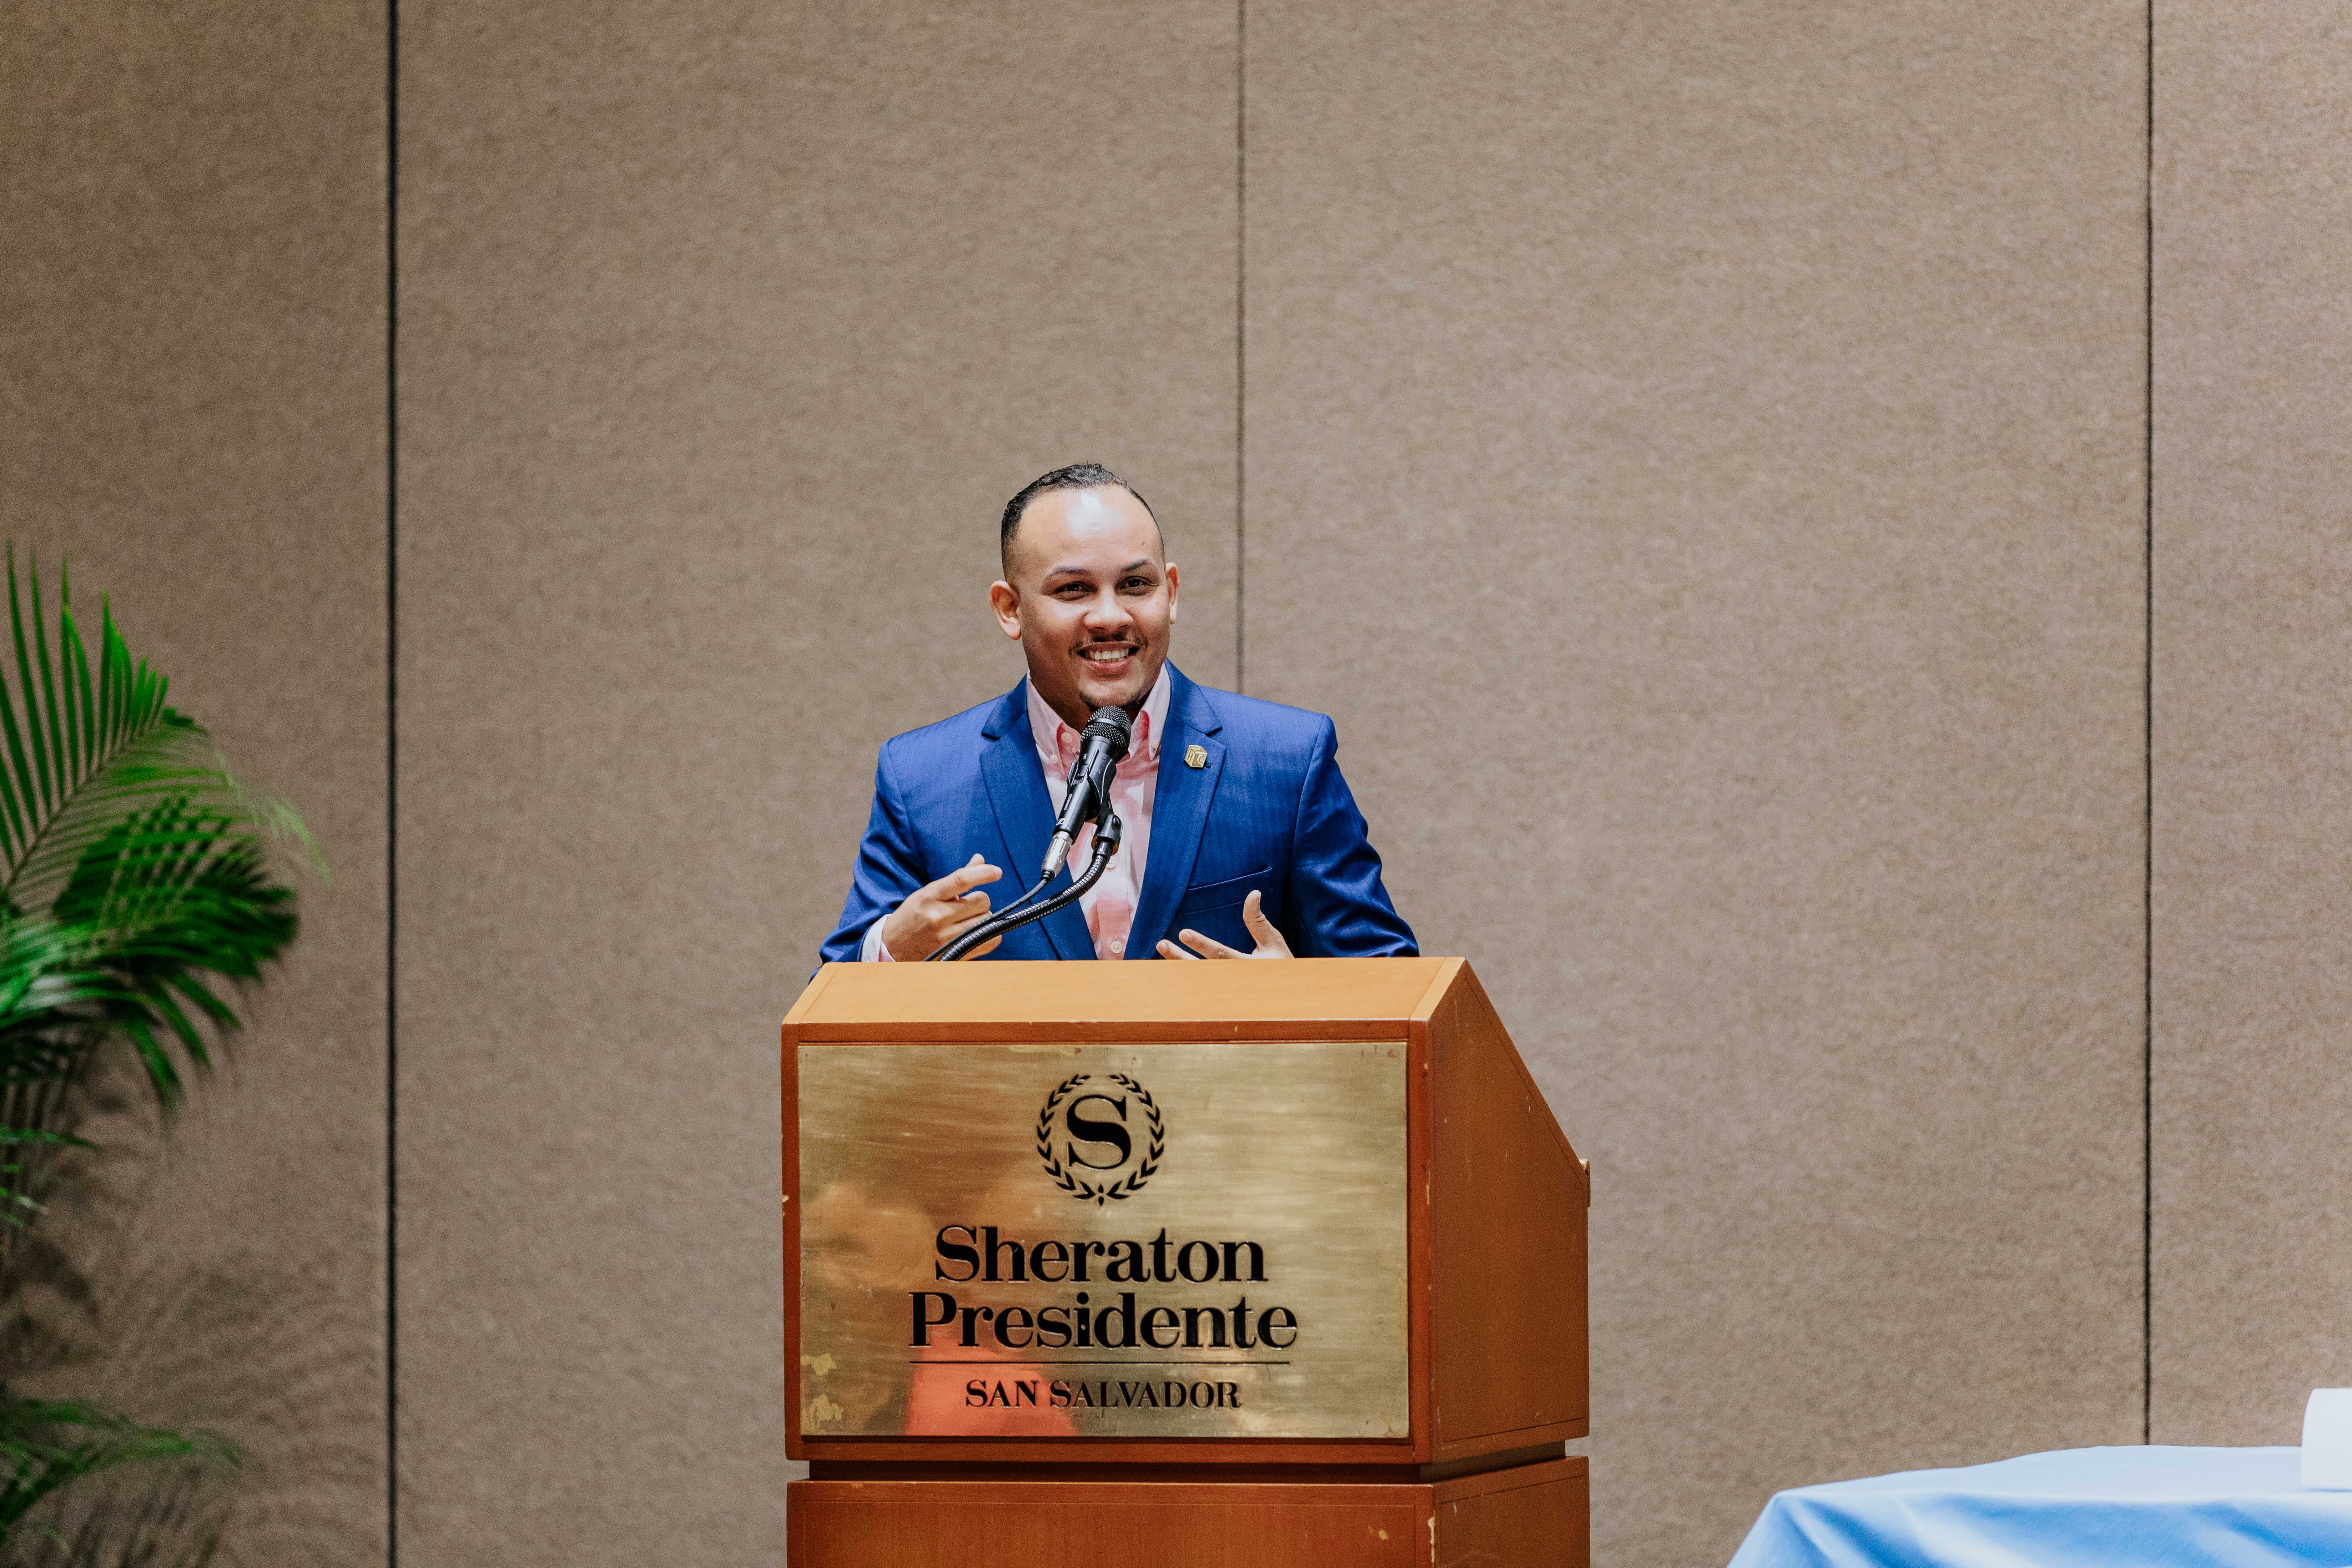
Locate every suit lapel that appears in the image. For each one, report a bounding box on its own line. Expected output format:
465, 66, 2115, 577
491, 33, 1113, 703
979, 680, 1091, 959
1130, 667, 1225, 957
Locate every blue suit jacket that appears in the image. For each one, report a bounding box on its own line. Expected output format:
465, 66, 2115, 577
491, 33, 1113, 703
821, 666, 1416, 963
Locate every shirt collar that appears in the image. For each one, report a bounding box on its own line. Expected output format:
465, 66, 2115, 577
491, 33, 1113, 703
1028, 663, 1171, 772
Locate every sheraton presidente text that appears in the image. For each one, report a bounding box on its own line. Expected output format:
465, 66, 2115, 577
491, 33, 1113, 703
912, 1225, 1301, 1351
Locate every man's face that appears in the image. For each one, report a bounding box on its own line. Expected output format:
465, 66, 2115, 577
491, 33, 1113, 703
989, 485, 1179, 730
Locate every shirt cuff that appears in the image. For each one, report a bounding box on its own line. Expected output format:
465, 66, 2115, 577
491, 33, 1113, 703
861, 918, 895, 962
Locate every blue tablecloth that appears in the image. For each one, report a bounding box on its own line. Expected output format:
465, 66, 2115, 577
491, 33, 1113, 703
1728, 1446, 2352, 1568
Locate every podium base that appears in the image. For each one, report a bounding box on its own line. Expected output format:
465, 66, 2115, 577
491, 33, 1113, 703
786, 1455, 1587, 1568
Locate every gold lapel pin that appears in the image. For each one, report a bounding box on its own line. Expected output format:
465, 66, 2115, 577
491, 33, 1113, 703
1184, 744, 1207, 770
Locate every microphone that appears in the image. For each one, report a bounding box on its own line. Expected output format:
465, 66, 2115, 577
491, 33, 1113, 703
1041, 705, 1133, 880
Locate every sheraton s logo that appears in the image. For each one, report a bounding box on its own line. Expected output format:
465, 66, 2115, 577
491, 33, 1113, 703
1036, 1072, 1164, 1205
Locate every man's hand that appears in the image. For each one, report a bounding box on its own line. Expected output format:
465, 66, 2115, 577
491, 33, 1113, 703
1155, 890, 1293, 961
881, 854, 1004, 961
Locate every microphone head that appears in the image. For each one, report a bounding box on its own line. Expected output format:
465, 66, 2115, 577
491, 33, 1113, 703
1081, 705, 1134, 763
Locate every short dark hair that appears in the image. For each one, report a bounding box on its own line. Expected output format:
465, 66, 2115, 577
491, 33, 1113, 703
999, 463, 1159, 572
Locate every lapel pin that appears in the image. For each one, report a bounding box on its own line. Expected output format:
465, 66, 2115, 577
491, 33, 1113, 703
1184, 744, 1207, 770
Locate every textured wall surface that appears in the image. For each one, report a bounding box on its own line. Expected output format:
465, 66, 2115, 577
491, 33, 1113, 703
2152, 0, 2352, 1447
0, 1, 387, 1561
396, 1, 1235, 1559
1244, 3, 2149, 1562
21, 0, 2352, 1564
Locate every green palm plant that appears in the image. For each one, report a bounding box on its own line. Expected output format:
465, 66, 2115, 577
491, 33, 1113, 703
0, 1397, 230, 1556
0, 554, 307, 1554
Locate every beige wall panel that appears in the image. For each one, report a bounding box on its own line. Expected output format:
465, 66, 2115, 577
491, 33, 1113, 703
2151, 1, 2352, 1445
1247, 4, 2146, 1563
0, 2, 387, 1561
399, 2, 1235, 1559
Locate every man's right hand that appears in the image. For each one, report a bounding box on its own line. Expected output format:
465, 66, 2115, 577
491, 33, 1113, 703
879, 854, 1005, 961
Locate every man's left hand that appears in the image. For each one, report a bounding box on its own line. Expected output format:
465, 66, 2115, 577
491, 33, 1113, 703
1155, 890, 1293, 960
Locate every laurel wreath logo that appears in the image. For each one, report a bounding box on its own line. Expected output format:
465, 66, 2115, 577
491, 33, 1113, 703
1036, 1071, 1165, 1205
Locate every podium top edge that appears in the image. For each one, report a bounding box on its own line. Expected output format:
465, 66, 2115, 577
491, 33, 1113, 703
784, 956, 1467, 1037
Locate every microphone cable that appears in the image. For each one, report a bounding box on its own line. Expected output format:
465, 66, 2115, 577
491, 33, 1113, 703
929, 808, 1123, 962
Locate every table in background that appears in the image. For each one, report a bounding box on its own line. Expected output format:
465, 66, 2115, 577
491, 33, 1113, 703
1730, 1446, 2352, 1568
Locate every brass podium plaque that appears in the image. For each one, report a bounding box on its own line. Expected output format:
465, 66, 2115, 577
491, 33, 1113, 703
795, 1039, 1410, 1440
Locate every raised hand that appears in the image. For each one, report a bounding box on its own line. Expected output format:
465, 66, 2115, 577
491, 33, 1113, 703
1154, 890, 1293, 961
880, 854, 1005, 961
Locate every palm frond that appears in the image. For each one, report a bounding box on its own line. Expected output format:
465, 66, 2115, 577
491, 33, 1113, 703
0, 555, 283, 919
0, 1458, 230, 1568
46, 808, 296, 1105
0, 554, 308, 1276
0, 1396, 236, 1543
0, 555, 306, 1123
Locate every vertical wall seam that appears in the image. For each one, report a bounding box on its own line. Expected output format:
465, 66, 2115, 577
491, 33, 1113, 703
2141, 0, 2156, 1449
384, 0, 401, 1554
1235, 0, 1246, 694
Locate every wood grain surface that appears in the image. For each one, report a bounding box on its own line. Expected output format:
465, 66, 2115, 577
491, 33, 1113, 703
787, 1456, 1587, 1567
1428, 965, 1591, 1457
785, 956, 1459, 1039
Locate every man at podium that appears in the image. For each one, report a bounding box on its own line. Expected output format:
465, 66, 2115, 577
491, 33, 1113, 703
821, 462, 1415, 964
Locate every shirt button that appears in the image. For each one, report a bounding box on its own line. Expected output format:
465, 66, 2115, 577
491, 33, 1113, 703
1108, 938, 1124, 954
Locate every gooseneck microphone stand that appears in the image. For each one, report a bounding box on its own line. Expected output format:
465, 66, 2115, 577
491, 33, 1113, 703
927, 807, 1124, 961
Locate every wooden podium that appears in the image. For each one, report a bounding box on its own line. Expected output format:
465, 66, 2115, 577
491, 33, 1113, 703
782, 957, 1588, 1567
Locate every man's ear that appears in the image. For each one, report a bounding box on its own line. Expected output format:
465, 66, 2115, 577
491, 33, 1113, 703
1164, 561, 1179, 624
988, 580, 1023, 640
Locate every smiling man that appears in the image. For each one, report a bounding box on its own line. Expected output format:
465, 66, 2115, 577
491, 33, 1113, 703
820, 463, 1415, 964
